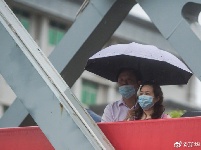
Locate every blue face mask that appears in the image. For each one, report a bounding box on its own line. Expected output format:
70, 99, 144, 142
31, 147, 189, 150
138, 95, 154, 110
118, 85, 136, 99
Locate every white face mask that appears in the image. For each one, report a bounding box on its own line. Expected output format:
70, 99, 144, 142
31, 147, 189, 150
138, 95, 154, 110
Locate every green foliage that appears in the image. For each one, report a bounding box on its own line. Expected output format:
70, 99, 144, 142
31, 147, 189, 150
168, 110, 186, 118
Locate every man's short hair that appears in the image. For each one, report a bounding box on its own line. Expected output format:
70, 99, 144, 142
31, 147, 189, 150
116, 68, 141, 82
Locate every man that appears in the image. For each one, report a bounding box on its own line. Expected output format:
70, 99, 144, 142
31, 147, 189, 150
101, 68, 141, 122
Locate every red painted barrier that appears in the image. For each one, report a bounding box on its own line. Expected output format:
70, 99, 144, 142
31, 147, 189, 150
98, 117, 201, 150
0, 117, 201, 150
0, 126, 54, 150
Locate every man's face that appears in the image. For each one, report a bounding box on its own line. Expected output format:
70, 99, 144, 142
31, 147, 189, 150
117, 70, 139, 88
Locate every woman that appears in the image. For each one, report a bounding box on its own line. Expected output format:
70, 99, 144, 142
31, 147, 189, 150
127, 83, 170, 120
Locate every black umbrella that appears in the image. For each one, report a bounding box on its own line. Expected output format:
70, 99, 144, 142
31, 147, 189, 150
85, 42, 192, 85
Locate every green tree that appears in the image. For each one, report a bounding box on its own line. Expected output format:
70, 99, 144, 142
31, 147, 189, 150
168, 110, 186, 118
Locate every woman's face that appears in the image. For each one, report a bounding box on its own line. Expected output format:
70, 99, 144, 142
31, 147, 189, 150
139, 85, 158, 103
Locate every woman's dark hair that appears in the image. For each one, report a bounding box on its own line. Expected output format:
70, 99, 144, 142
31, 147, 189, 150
134, 83, 165, 120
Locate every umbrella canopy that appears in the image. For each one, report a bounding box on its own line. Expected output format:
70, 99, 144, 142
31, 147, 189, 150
85, 42, 192, 85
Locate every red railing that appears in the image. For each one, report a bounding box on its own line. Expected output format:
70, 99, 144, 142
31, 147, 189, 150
0, 117, 201, 150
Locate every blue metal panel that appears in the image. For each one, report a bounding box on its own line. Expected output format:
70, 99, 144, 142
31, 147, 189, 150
0, 0, 114, 149
49, 0, 137, 87
137, 0, 201, 82
0, 99, 28, 127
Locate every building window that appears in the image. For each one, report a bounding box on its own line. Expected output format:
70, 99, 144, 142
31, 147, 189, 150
82, 80, 98, 105
48, 21, 68, 46
13, 8, 30, 31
